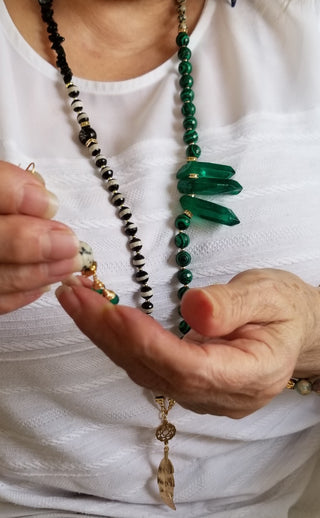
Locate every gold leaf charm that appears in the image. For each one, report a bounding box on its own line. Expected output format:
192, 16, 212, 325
157, 446, 176, 511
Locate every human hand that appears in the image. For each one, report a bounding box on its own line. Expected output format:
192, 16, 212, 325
0, 161, 82, 314
56, 268, 320, 418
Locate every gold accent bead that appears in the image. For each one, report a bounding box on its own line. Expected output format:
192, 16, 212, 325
80, 121, 90, 127
81, 261, 97, 277
187, 157, 198, 162
85, 138, 98, 147
287, 379, 296, 390
188, 173, 199, 178
184, 210, 193, 218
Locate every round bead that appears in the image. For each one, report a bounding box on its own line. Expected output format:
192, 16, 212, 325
111, 193, 125, 206
179, 75, 193, 89
176, 251, 191, 267
142, 301, 154, 314
295, 379, 312, 395
132, 253, 145, 267
79, 126, 97, 145
129, 237, 142, 252
181, 102, 196, 117
110, 294, 120, 305
88, 143, 101, 156
311, 378, 320, 394
183, 129, 198, 145
175, 213, 191, 230
178, 286, 189, 300
174, 232, 190, 249
106, 179, 119, 191
176, 32, 190, 47
179, 319, 191, 335
135, 270, 149, 283
140, 285, 153, 299
119, 206, 132, 220
183, 116, 197, 130
180, 89, 194, 103
77, 112, 89, 124
95, 155, 107, 168
178, 61, 192, 75
101, 167, 113, 180
67, 83, 79, 98
124, 222, 138, 236
177, 269, 193, 284
178, 47, 192, 61
78, 241, 94, 270
71, 99, 83, 112
186, 144, 201, 158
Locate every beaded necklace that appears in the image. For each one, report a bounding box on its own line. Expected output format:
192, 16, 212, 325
38, 0, 241, 509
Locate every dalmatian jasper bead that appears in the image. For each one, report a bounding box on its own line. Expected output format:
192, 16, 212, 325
78, 241, 95, 270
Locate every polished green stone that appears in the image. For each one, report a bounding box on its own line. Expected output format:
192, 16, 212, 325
180, 195, 240, 226
177, 286, 189, 300
179, 75, 193, 89
177, 161, 235, 179
176, 250, 191, 267
183, 129, 198, 145
182, 103, 196, 118
179, 319, 191, 335
177, 268, 193, 284
110, 294, 119, 305
180, 89, 195, 103
186, 144, 201, 158
178, 47, 192, 61
183, 116, 197, 130
178, 177, 242, 195
176, 32, 190, 47
174, 232, 190, 248
175, 213, 192, 230
179, 61, 192, 75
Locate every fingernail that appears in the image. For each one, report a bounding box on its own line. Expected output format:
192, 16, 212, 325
48, 256, 84, 280
55, 284, 72, 298
62, 275, 82, 287
41, 231, 80, 261
20, 184, 59, 218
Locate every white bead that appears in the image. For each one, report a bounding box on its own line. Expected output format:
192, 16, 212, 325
78, 241, 94, 269
132, 256, 145, 267
129, 238, 142, 250
71, 99, 83, 111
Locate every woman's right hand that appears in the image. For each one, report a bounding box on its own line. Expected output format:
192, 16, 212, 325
0, 161, 81, 314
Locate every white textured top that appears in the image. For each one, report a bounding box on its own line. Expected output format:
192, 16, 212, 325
0, 0, 320, 516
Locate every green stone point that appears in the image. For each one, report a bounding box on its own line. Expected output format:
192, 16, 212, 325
177, 161, 236, 180
177, 178, 242, 195
180, 195, 240, 226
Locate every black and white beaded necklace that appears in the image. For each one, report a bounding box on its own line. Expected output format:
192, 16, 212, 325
38, 0, 240, 509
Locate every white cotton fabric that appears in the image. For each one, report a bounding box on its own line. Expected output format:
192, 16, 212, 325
0, 0, 320, 516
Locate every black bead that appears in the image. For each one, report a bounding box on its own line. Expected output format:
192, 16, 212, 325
95, 157, 107, 168
142, 301, 153, 313
124, 222, 138, 237
101, 169, 113, 180
112, 193, 125, 206
79, 127, 97, 145
107, 182, 119, 192
135, 270, 149, 283
140, 285, 152, 299
119, 207, 132, 221
129, 237, 142, 252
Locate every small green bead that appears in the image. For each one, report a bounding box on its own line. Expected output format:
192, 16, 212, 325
110, 294, 119, 305
295, 379, 312, 396
183, 129, 198, 145
178, 286, 190, 300
179, 75, 194, 89
178, 47, 192, 61
186, 144, 201, 158
180, 89, 195, 103
174, 232, 190, 248
177, 268, 193, 284
94, 288, 104, 295
179, 61, 192, 75
176, 32, 190, 47
183, 116, 197, 130
176, 250, 191, 267
175, 213, 191, 230
179, 319, 191, 335
182, 102, 196, 118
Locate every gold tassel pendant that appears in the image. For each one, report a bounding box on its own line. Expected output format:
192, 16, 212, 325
155, 396, 176, 510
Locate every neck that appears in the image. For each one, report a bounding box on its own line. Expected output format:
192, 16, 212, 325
4, 0, 205, 81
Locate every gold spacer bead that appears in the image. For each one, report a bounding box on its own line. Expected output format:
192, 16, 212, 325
85, 138, 97, 148
187, 157, 198, 162
188, 173, 199, 179
286, 379, 296, 390
80, 121, 90, 127
184, 210, 193, 218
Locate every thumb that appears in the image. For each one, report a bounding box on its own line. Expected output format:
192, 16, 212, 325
180, 270, 285, 337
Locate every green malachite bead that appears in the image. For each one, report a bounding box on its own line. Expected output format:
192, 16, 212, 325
179, 319, 191, 335
176, 32, 190, 47
94, 288, 104, 295
180, 195, 240, 226
110, 294, 120, 305
177, 268, 193, 284
178, 286, 190, 300
183, 116, 197, 130
179, 61, 192, 75
175, 213, 192, 230
176, 250, 191, 267
178, 177, 242, 195
186, 144, 201, 158
178, 47, 192, 61
181, 102, 196, 117
180, 89, 195, 103
174, 232, 190, 248
183, 129, 198, 145
177, 161, 235, 179
179, 75, 193, 89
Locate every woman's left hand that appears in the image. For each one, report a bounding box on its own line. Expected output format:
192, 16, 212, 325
56, 268, 320, 418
